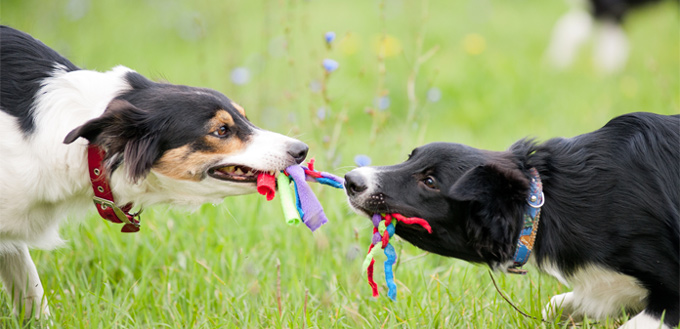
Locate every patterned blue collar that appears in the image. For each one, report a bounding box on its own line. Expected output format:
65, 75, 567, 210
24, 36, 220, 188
508, 168, 544, 275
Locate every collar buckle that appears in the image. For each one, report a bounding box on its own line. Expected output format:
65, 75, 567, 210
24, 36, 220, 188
92, 197, 141, 227
92, 196, 142, 232
528, 191, 545, 208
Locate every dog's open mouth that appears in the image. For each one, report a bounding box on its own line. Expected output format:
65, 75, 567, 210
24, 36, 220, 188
207, 165, 274, 183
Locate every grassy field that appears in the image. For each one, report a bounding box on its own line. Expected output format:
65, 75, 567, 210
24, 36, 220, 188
1, 0, 678, 328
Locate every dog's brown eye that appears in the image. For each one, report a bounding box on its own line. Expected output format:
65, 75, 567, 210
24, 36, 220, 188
422, 176, 437, 189
212, 126, 229, 137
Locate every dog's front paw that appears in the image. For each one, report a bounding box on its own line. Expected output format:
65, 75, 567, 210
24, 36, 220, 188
543, 292, 581, 321
14, 295, 50, 320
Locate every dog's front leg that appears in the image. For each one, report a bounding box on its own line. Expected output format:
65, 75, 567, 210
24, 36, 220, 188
0, 243, 50, 319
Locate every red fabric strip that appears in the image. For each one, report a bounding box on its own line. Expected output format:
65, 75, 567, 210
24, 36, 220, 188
366, 244, 379, 297
256, 173, 276, 201
392, 213, 432, 233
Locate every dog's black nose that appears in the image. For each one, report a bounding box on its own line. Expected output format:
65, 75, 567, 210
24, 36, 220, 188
288, 142, 309, 164
344, 171, 368, 196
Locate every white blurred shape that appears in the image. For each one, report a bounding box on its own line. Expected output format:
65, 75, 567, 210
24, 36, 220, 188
593, 20, 629, 73
546, 9, 594, 69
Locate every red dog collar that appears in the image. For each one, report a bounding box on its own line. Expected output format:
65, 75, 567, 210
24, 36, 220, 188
87, 144, 141, 233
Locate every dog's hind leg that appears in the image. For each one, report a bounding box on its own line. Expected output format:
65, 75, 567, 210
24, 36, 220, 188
0, 243, 49, 319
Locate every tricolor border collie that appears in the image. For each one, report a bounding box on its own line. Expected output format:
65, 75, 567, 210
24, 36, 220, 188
0, 25, 308, 318
345, 112, 679, 329
546, 0, 672, 72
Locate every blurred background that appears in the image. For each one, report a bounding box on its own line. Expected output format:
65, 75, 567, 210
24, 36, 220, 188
1, 0, 678, 328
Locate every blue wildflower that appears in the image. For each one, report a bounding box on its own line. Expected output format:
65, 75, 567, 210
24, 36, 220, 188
376, 96, 390, 111
316, 107, 326, 120
427, 87, 442, 103
230, 67, 250, 85
354, 155, 372, 167
322, 59, 339, 73
325, 31, 336, 44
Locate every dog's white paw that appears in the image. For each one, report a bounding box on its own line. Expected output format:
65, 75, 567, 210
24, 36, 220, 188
543, 292, 581, 321
14, 295, 50, 320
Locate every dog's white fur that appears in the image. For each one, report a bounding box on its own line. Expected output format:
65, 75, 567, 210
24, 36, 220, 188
622, 312, 672, 329
0, 65, 301, 318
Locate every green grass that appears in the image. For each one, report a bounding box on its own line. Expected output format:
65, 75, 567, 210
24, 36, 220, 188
1, 0, 678, 327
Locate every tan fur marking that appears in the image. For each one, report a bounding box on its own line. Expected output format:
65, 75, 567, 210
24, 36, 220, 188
202, 133, 247, 157
211, 109, 234, 129
230, 101, 246, 117
154, 136, 248, 181
154, 145, 202, 181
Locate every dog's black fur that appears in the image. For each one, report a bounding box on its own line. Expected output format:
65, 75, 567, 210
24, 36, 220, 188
591, 0, 671, 22
345, 112, 679, 327
0, 25, 79, 133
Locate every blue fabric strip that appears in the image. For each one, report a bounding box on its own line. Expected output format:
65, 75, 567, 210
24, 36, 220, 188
315, 177, 344, 189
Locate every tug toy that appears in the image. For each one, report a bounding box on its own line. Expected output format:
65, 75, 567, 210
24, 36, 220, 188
256, 159, 344, 231
362, 213, 432, 300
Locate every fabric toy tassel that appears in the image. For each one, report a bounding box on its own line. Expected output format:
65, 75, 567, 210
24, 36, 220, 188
366, 246, 379, 297
392, 213, 432, 233
383, 243, 397, 300
276, 174, 301, 225
363, 213, 431, 301
255, 158, 345, 232
256, 173, 277, 201
285, 165, 327, 231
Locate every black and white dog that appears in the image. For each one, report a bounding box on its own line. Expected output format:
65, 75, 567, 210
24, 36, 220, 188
345, 112, 679, 329
546, 0, 672, 72
0, 25, 308, 318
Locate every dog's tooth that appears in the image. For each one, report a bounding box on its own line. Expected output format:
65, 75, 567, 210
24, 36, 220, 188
234, 168, 244, 175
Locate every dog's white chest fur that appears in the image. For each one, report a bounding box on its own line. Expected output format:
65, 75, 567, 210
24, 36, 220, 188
0, 66, 132, 251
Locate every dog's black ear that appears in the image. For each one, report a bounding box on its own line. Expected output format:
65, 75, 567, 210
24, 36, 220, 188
63, 99, 161, 182
63, 99, 143, 144
447, 162, 530, 265
63, 111, 113, 145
